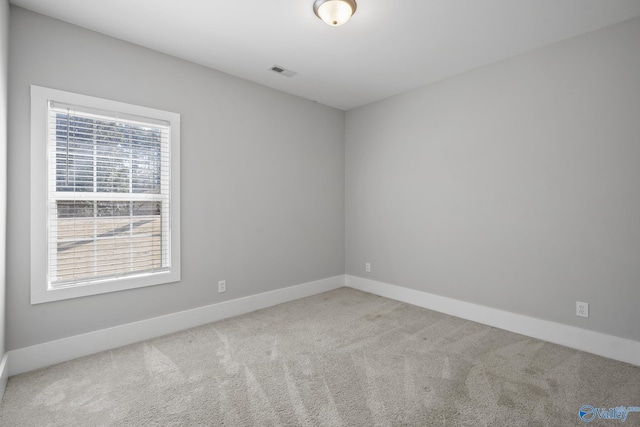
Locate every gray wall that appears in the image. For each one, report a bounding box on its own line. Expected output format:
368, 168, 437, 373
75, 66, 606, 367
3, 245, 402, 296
8, 7, 345, 350
0, 0, 8, 358
346, 17, 640, 342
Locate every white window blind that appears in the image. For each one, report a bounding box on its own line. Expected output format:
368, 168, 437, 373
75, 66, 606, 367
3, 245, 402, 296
47, 102, 172, 287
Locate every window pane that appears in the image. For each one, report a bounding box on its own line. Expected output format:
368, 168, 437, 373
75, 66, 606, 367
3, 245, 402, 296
56, 201, 94, 245
131, 201, 163, 271
132, 132, 162, 194
55, 112, 163, 195
53, 200, 163, 284
96, 131, 130, 194
55, 113, 95, 192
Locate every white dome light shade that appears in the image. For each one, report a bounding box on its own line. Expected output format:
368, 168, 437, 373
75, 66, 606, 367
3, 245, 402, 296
313, 0, 357, 26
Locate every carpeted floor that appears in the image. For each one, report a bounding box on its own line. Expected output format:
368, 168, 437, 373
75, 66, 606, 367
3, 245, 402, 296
1, 287, 639, 426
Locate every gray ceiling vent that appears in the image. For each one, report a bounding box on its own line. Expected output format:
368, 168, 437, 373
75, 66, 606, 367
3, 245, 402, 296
270, 65, 297, 77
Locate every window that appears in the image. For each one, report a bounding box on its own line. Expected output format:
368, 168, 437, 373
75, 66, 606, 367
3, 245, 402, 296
31, 86, 181, 304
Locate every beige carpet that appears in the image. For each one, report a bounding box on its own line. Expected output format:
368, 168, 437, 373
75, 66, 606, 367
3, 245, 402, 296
1, 288, 639, 426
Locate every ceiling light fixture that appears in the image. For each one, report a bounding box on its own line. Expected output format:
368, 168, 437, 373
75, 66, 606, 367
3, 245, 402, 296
313, 0, 357, 27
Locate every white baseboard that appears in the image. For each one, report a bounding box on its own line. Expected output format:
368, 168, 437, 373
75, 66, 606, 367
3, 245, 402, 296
346, 275, 640, 366
0, 353, 8, 400
8, 273, 638, 378
8, 275, 345, 376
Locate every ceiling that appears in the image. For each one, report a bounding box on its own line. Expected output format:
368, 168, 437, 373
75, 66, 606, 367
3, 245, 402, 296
10, 0, 640, 110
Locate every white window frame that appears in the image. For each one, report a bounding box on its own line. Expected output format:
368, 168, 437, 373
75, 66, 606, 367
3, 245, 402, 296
30, 85, 181, 304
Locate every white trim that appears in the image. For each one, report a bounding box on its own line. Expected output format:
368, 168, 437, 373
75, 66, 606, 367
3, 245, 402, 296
7, 275, 345, 376
9, 273, 637, 377
346, 275, 640, 366
0, 353, 8, 400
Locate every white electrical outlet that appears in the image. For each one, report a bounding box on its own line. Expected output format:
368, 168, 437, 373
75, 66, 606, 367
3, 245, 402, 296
218, 280, 226, 293
576, 301, 589, 318
365, 262, 371, 273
